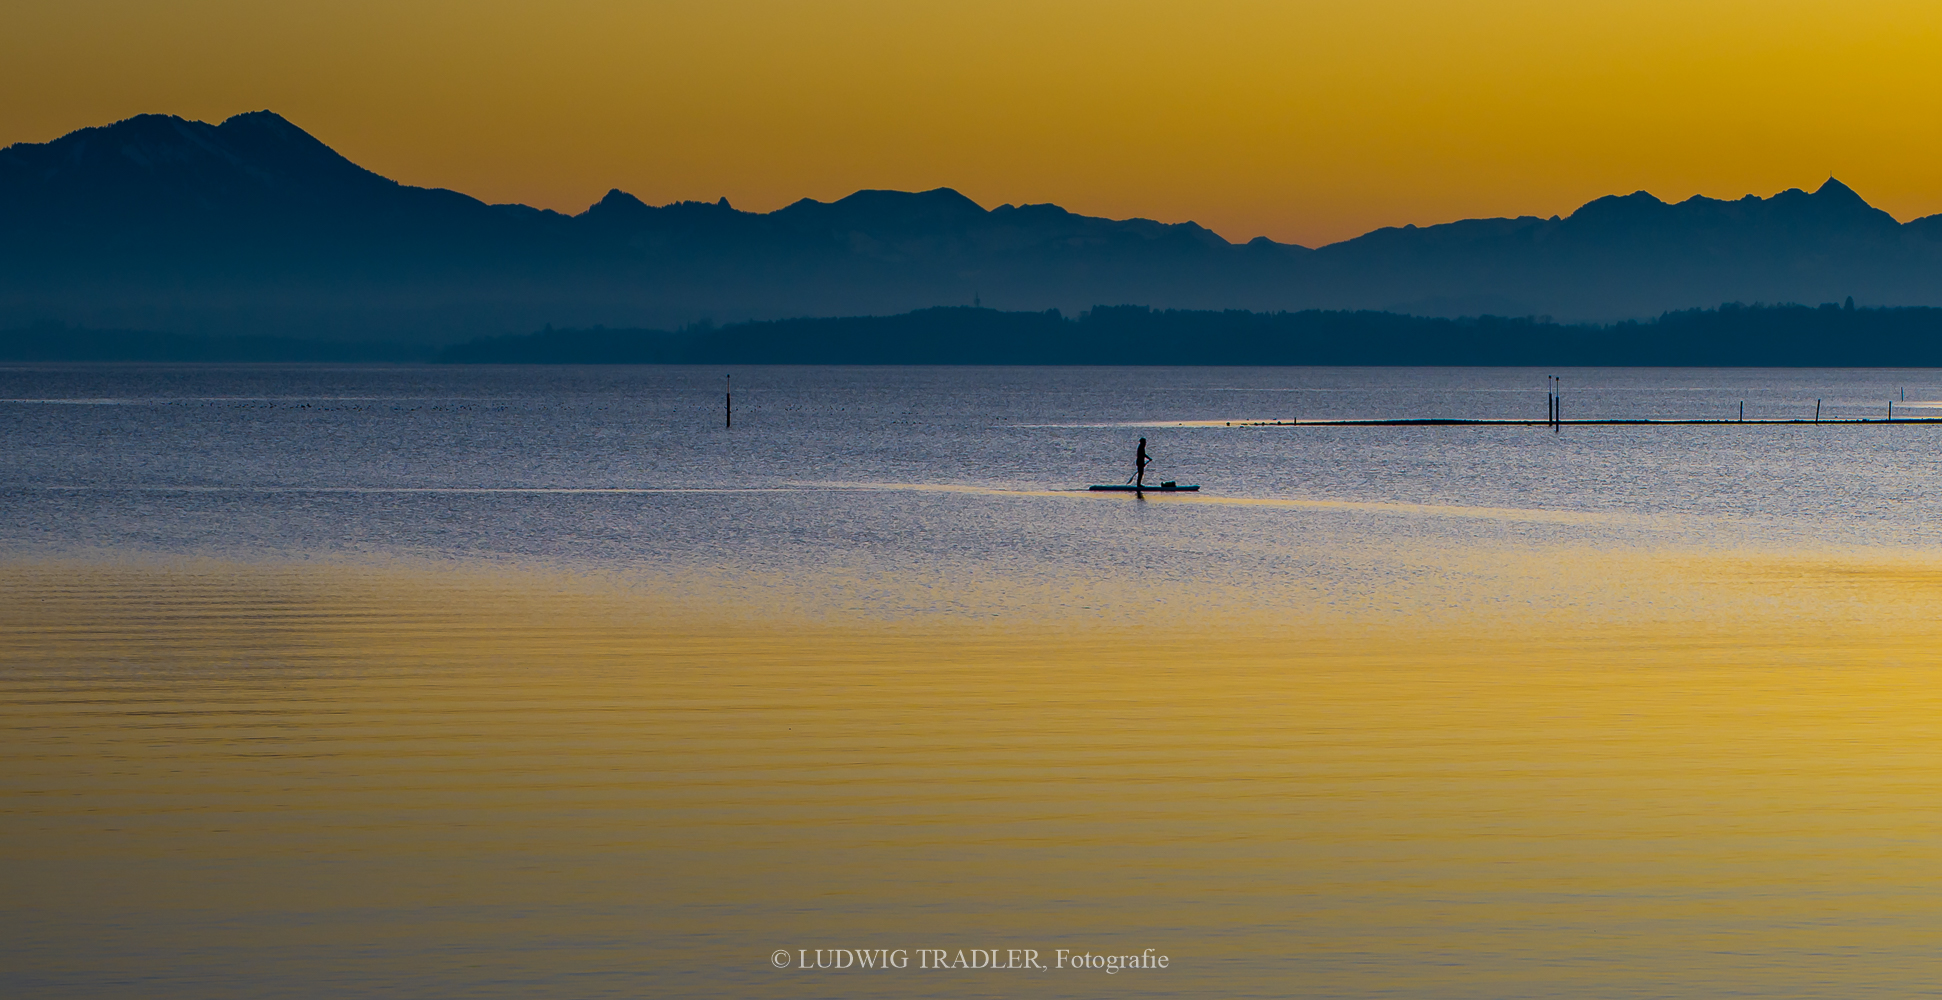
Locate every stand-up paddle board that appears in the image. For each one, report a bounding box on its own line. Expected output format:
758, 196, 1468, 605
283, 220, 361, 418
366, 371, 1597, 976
1087, 483, 1199, 492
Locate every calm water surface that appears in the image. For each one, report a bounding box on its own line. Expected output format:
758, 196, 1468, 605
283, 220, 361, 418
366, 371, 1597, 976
4, 365, 1941, 998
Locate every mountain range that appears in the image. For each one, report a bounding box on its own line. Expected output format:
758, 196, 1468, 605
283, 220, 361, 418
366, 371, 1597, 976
4, 110, 1941, 342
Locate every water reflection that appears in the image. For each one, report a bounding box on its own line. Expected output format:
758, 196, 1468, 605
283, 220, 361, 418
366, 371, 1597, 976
5, 553, 1940, 999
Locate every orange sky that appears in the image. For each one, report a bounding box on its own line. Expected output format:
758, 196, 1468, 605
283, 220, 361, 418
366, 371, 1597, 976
4, 0, 1940, 246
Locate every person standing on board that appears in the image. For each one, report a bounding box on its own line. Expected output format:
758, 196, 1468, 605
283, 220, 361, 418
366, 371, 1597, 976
1135, 437, 1151, 488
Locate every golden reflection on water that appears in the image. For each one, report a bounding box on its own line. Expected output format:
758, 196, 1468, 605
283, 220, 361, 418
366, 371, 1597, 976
4, 553, 1941, 998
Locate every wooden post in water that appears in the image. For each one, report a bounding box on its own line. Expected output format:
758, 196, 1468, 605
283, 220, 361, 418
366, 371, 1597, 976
1739, 401, 1744, 423
725, 374, 732, 429
1816, 399, 1821, 423
1888, 400, 1893, 422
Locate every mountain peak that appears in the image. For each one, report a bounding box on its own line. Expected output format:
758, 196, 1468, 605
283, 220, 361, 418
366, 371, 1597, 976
1561, 189, 1669, 226
832, 187, 986, 213
776, 187, 990, 231
1813, 176, 1866, 204
597, 188, 646, 209
221, 109, 298, 129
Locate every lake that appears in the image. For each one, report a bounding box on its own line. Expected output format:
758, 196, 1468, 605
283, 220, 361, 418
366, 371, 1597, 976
5, 364, 1941, 998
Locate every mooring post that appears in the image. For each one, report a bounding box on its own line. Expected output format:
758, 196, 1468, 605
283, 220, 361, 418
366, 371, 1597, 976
1816, 399, 1821, 423
1888, 400, 1893, 422
726, 374, 732, 429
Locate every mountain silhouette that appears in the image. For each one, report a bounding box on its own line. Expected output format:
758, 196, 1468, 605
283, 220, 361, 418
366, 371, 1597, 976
3, 110, 1940, 341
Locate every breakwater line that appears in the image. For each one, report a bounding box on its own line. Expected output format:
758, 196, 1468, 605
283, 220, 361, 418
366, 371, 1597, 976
1233, 417, 1942, 427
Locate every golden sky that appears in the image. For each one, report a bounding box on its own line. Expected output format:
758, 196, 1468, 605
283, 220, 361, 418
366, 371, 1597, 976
4, 0, 1939, 245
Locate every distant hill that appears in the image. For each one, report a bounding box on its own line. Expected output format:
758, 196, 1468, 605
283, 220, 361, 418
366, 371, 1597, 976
11, 303, 1942, 367
440, 303, 1942, 367
3, 110, 1942, 341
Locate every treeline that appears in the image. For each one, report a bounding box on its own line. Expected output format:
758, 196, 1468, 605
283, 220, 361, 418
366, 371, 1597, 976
436, 308, 1555, 365
440, 303, 1942, 366
8, 302, 1942, 366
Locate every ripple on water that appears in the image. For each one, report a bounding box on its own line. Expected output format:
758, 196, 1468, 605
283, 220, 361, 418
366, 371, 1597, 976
4, 554, 1942, 999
